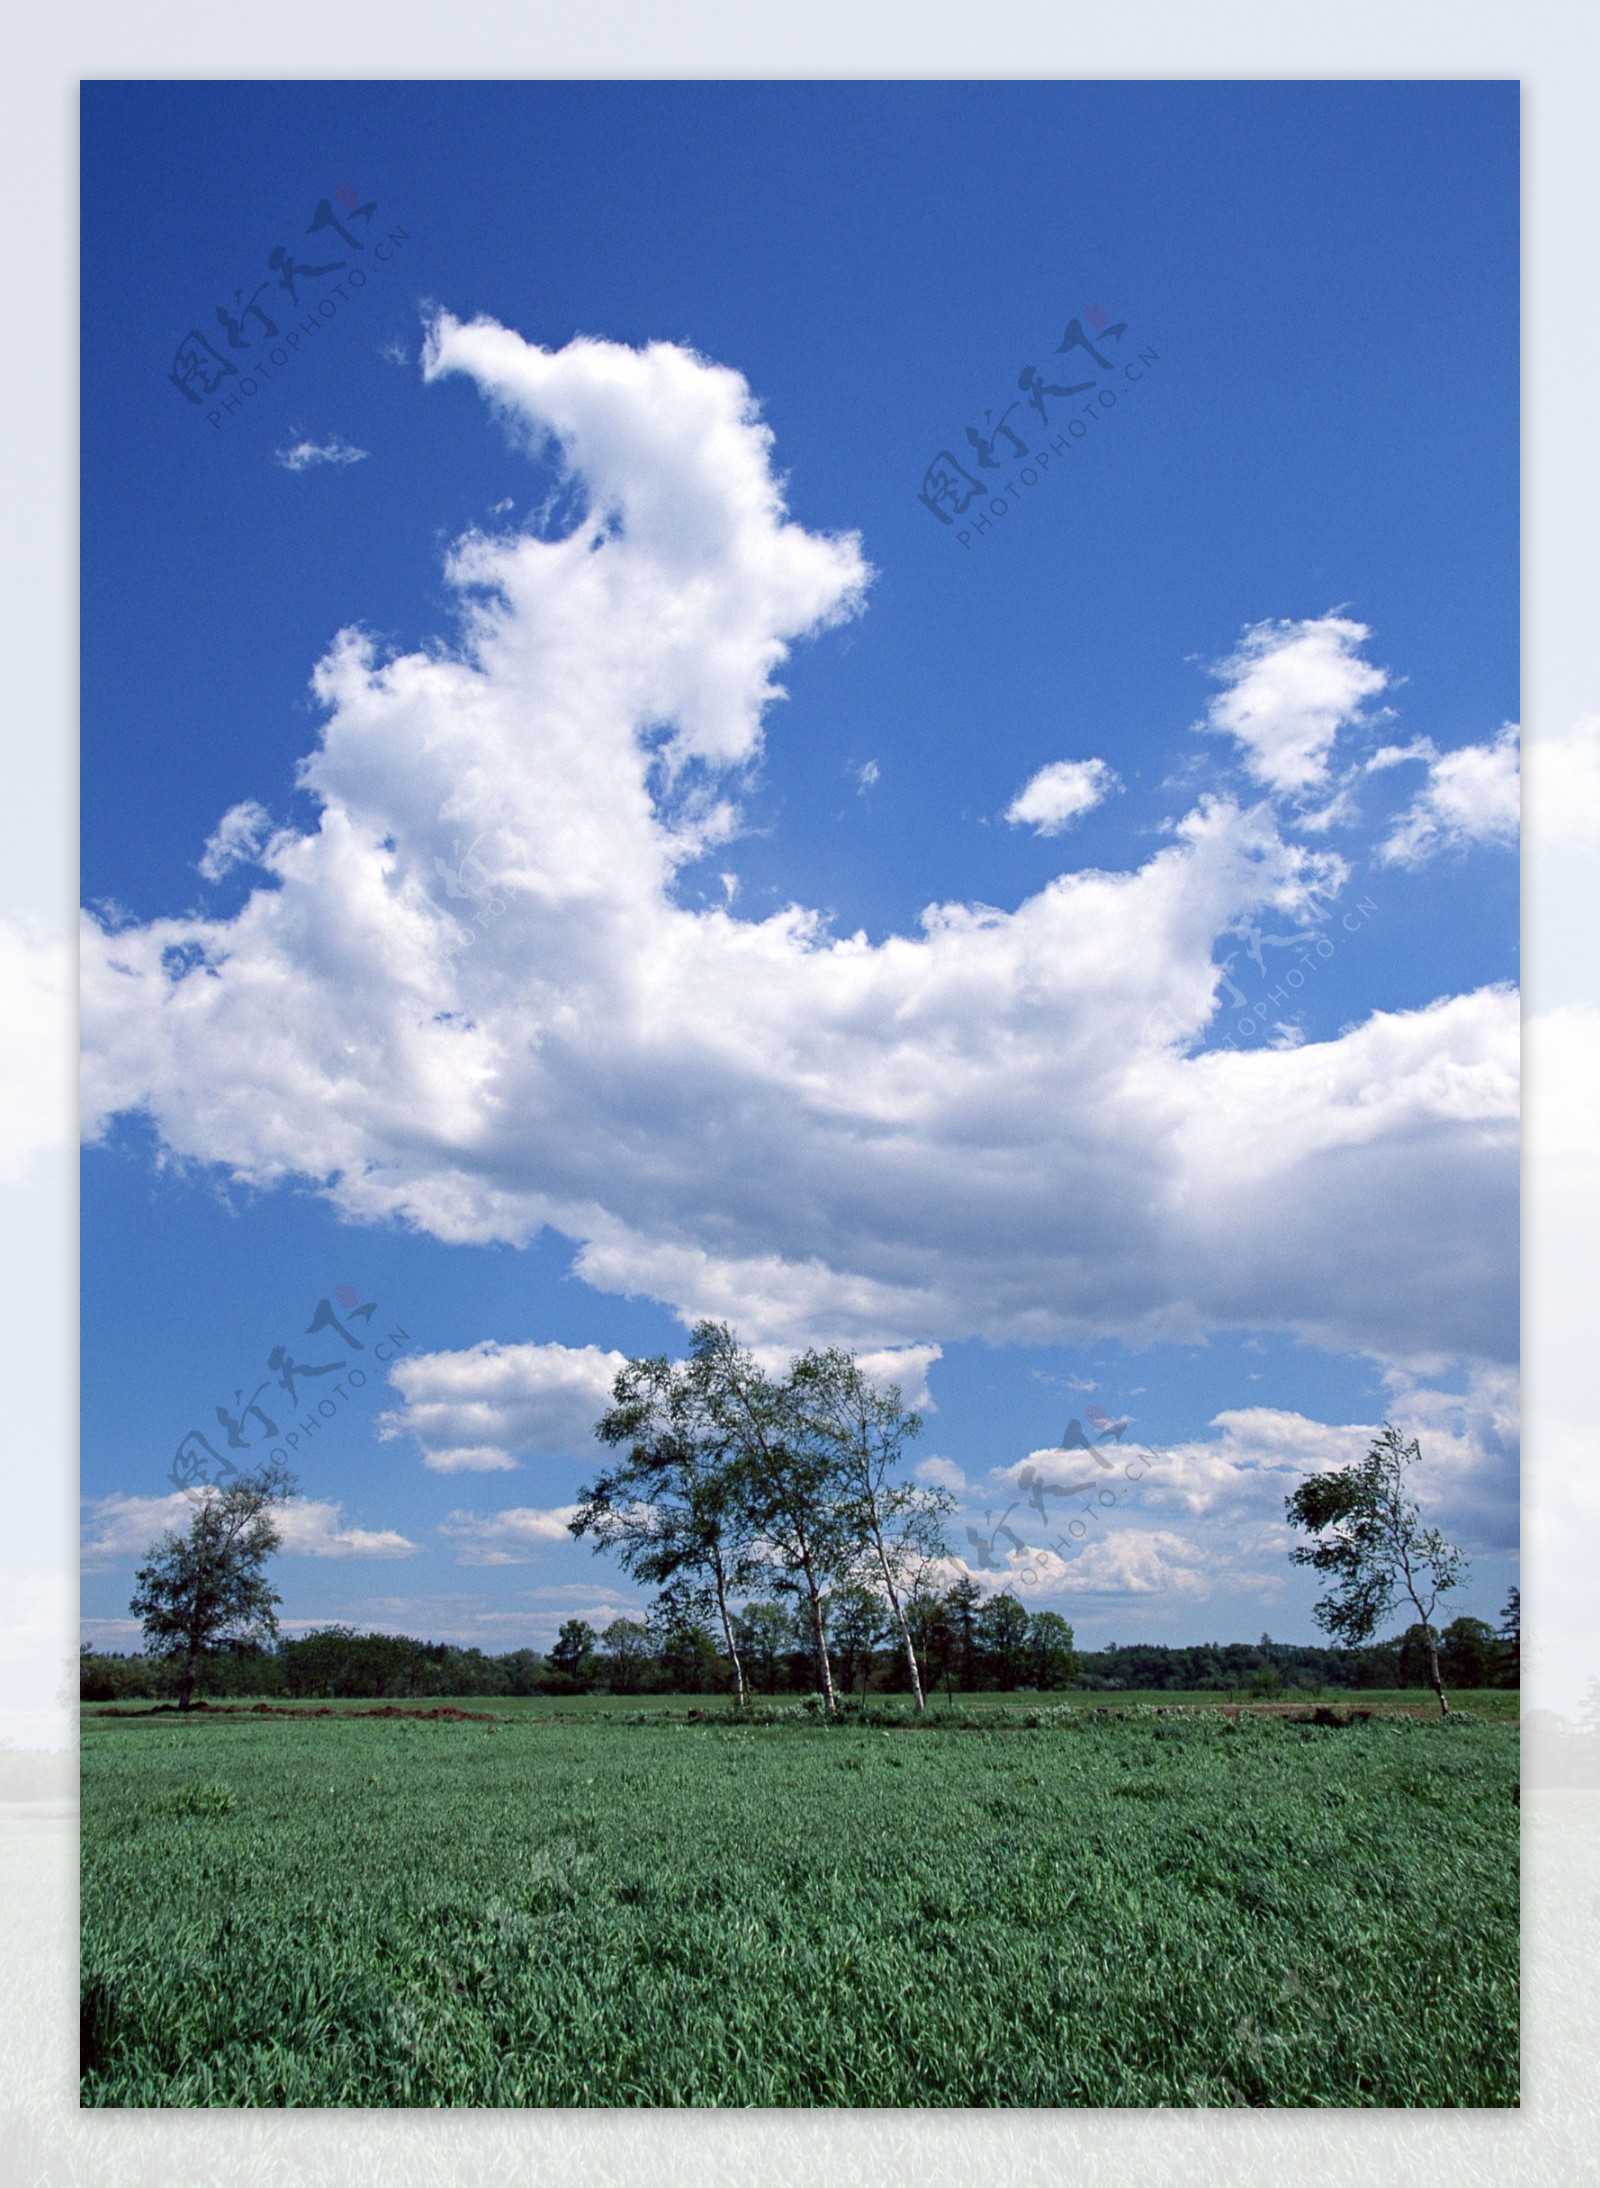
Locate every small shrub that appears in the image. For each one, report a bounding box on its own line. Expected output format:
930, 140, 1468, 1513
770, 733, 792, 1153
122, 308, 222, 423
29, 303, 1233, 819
168, 1780, 237, 1817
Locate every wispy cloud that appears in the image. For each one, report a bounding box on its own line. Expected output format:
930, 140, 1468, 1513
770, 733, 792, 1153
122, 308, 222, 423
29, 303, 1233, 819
274, 434, 369, 472
438, 1506, 583, 1565
198, 798, 273, 882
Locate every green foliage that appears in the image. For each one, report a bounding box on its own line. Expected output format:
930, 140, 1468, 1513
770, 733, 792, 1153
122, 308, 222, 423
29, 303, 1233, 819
547, 1620, 599, 1692
1285, 1425, 1468, 1714
129, 1463, 296, 1709
166, 1779, 238, 1817
80, 1706, 1518, 2106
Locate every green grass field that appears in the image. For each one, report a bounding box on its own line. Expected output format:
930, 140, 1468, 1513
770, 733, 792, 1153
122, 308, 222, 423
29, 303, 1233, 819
80, 1696, 1518, 2107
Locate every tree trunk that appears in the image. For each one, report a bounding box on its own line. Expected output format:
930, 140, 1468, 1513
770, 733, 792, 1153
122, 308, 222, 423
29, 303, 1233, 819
806, 1581, 837, 1711
1423, 1625, 1449, 1716
177, 1650, 197, 1712
713, 1570, 747, 1710
881, 1574, 926, 1712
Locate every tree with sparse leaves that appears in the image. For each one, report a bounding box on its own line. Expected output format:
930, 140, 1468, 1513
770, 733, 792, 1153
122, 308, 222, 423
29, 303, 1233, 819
788, 1345, 951, 1711
130, 1462, 296, 1710
1285, 1424, 1468, 1716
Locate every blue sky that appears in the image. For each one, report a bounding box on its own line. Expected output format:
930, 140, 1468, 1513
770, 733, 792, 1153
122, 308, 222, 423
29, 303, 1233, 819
80, 79, 1519, 1655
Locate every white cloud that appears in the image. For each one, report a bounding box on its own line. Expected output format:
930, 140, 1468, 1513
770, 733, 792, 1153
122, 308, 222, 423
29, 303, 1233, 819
81, 1491, 418, 1569
914, 1455, 967, 1493
841, 1345, 941, 1411
1378, 723, 1520, 868
275, 435, 368, 472
1200, 615, 1388, 795
1524, 714, 1600, 854
438, 1505, 583, 1564
79, 319, 1516, 1371
0, 918, 71, 1180
988, 1381, 1516, 1567
379, 1340, 627, 1472
199, 799, 274, 882
1004, 757, 1118, 835
854, 760, 880, 793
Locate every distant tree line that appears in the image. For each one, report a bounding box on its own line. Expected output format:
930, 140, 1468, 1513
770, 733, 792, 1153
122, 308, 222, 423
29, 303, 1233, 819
80, 1597, 1517, 1703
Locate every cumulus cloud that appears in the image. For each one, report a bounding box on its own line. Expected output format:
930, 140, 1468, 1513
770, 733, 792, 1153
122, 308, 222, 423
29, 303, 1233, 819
981, 1380, 1517, 1603
379, 1336, 942, 1473
438, 1505, 583, 1564
198, 799, 275, 882
1004, 757, 1118, 835
1378, 723, 1520, 867
1200, 615, 1389, 795
81, 1491, 418, 1569
914, 1455, 967, 1493
275, 435, 368, 472
79, 318, 1516, 1370
378, 1340, 626, 1472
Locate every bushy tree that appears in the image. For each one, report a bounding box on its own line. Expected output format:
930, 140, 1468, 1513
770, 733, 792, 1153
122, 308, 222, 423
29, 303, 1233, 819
548, 1619, 598, 1692
733, 1600, 792, 1694
1439, 1615, 1500, 1690
828, 1584, 887, 1697
600, 1618, 655, 1694
1286, 1425, 1468, 1715
1026, 1610, 1078, 1689
974, 1592, 1030, 1690
130, 1463, 295, 1710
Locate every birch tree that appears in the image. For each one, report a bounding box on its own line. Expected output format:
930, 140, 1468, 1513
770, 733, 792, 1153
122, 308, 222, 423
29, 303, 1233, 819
691, 1324, 849, 1712
789, 1346, 951, 1712
1285, 1423, 1468, 1716
572, 1351, 759, 1707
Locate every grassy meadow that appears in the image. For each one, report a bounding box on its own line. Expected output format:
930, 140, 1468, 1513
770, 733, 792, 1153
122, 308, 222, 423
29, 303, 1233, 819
80, 1694, 1519, 2108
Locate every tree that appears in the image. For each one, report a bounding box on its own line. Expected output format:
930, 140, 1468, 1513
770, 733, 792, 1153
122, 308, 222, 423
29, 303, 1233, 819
944, 1576, 984, 1693
691, 1324, 849, 1711
648, 1592, 724, 1692
828, 1583, 886, 1697
788, 1346, 951, 1712
1439, 1615, 1499, 1690
974, 1591, 1030, 1690
600, 1618, 655, 1694
574, 1343, 763, 1707
130, 1463, 295, 1710
1497, 1587, 1520, 1688
1285, 1424, 1469, 1716
733, 1600, 792, 1693
548, 1619, 598, 1692
1027, 1610, 1079, 1690
904, 1585, 955, 1702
